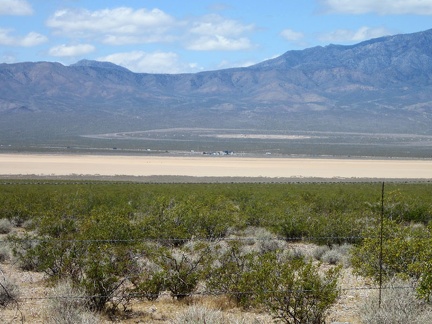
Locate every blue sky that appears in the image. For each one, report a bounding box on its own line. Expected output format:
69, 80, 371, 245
1, 0, 432, 73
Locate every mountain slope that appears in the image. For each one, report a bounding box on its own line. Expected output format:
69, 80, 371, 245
1, 29, 432, 145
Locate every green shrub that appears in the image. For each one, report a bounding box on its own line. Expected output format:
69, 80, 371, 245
415, 256, 432, 302
275, 208, 311, 241
208, 242, 341, 323
8, 210, 142, 312
79, 244, 137, 311
7, 233, 42, 271
351, 220, 431, 282
139, 195, 243, 245
151, 242, 211, 300
207, 242, 261, 307
255, 258, 341, 324
128, 257, 164, 301
351, 220, 432, 302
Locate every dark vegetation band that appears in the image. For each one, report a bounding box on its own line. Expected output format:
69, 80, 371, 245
1, 181, 432, 323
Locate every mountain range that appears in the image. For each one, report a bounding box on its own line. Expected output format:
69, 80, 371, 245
1, 28, 432, 152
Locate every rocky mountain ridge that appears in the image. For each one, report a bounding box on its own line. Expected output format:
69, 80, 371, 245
1, 28, 432, 143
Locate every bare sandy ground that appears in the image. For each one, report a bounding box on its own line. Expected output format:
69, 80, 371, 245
0, 153, 431, 180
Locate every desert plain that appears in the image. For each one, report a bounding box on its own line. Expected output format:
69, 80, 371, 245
0, 153, 431, 180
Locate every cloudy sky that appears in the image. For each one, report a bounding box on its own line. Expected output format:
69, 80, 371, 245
1, 0, 432, 73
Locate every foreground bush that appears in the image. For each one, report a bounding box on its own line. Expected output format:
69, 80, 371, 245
207, 242, 261, 307
208, 243, 341, 323
150, 242, 211, 300
257, 258, 341, 324
7, 208, 144, 312
351, 219, 432, 300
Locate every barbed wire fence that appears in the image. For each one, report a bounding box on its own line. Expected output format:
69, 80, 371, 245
0, 235, 421, 303
0, 180, 430, 321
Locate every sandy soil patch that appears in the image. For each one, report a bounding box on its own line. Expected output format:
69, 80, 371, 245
0, 154, 431, 179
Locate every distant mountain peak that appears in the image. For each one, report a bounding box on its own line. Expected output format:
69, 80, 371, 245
251, 28, 432, 72
70, 59, 131, 73
1, 28, 432, 139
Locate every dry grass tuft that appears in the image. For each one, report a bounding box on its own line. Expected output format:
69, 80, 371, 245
0, 245, 11, 263
359, 277, 432, 324
0, 273, 19, 307
43, 280, 101, 324
0, 219, 13, 234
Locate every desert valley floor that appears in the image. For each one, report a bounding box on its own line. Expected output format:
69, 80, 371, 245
1, 154, 431, 180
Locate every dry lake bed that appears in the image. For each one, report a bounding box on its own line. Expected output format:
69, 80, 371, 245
0, 154, 431, 180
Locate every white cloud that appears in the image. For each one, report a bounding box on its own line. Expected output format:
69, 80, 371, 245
217, 59, 256, 69
46, 7, 256, 51
320, 0, 432, 15
0, 28, 47, 46
187, 35, 253, 51
189, 14, 254, 37
49, 44, 95, 57
0, 52, 16, 63
186, 14, 255, 51
0, 0, 32, 15
102, 34, 175, 45
280, 29, 304, 41
19, 32, 48, 46
319, 26, 390, 43
46, 7, 176, 44
98, 51, 200, 74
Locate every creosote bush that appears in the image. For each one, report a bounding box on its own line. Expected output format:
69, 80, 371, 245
157, 242, 211, 299
128, 257, 164, 301
351, 219, 432, 298
208, 242, 341, 323
256, 257, 341, 324
207, 241, 260, 307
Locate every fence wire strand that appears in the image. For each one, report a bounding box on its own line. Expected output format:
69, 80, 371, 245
8, 286, 417, 303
